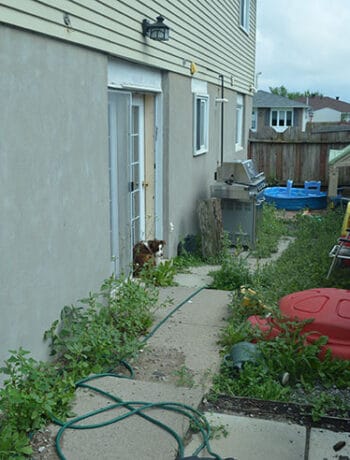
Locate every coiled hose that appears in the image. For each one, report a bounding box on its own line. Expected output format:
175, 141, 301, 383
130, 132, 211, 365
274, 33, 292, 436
51, 286, 226, 460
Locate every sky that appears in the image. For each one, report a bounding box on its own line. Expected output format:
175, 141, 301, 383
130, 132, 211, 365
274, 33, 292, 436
255, 0, 350, 102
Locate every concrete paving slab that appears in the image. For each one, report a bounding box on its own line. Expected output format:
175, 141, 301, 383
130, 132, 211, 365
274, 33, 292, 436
148, 322, 223, 385
147, 289, 231, 388
153, 286, 211, 324
165, 289, 231, 327
185, 413, 306, 460
173, 265, 220, 287
309, 427, 350, 460
58, 378, 203, 460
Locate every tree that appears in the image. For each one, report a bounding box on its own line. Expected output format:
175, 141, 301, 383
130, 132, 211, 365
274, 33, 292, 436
269, 86, 323, 100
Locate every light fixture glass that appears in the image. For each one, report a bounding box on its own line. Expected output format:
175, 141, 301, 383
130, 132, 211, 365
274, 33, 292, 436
142, 15, 170, 41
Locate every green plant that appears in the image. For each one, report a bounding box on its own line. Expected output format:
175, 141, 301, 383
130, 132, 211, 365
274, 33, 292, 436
172, 365, 195, 388
172, 254, 204, 272
254, 209, 348, 301
209, 252, 252, 291
189, 419, 228, 440
253, 203, 287, 258
211, 362, 291, 402
208, 422, 229, 440
219, 321, 257, 349
0, 275, 163, 459
138, 260, 178, 286
0, 426, 33, 460
303, 391, 349, 421
257, 318, 329, 385
0, 348, 75, 459
44, 276, 159, 377
214, 206, 350, 417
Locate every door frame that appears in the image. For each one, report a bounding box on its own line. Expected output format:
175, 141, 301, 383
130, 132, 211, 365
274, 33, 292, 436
108, 88, 164, 276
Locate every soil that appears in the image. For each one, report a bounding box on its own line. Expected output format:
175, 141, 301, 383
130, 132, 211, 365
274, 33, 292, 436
114, 345, 188, 385
201, 395, 350, 433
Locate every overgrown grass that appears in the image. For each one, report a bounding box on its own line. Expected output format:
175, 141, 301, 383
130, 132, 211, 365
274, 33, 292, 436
256, 208, 349, 304
253, 204, 287, 258
210, 205, 350, 420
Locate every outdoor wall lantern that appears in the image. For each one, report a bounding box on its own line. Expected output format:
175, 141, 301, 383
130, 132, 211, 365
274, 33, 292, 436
142, 15, 170, 41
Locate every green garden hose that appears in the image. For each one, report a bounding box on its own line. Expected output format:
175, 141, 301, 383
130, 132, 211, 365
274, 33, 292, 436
52, 286, 224, 460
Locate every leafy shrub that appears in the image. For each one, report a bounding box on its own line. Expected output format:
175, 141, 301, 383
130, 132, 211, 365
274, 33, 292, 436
212, 362, 291, 402
138, 259, 178, 286
44, 276, 159, 376
209, 245, 252, 291
0, 348, 75, 458
0, 275, 161, 458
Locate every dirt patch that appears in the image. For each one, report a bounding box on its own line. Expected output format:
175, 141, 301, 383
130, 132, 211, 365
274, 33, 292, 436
117, 345, 188, 384
31, 426, 60, 460
201, 395, 350, 432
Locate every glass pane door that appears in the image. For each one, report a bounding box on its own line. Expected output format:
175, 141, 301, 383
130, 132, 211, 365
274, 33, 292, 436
108, 90, 132, 275
131, 96, 145, 246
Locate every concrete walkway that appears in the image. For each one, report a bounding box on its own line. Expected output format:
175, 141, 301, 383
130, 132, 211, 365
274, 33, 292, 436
52, 266, 350, 460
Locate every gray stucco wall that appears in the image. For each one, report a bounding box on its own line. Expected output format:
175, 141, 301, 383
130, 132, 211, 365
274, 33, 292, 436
0, 26, 111, 368
162, 73, 246, 257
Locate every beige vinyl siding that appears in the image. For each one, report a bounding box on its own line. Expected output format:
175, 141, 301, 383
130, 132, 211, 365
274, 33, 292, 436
0, 0, 256, 93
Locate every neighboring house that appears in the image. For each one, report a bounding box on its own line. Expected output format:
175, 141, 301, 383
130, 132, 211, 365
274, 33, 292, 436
296, 96, 350, 123
251, 90, 309, 133
1, 1, 256, 366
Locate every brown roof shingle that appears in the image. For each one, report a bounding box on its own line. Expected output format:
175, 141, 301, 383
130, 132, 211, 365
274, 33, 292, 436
296, 96, 350, 112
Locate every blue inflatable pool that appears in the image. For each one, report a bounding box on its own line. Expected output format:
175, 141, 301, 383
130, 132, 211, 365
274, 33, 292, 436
263, 180, 327, 211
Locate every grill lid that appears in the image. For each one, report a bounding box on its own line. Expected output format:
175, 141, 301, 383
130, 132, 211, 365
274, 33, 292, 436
217, 160, 264, 186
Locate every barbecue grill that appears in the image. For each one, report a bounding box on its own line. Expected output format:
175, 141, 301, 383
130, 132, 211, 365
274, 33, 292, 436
210, 160, 266, 247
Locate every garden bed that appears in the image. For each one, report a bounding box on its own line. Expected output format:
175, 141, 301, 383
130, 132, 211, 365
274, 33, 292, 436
202, 395, 350, 432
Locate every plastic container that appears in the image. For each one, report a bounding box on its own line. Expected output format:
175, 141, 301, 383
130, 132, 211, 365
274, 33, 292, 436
263, 180, 327, 210
248, 288, 350, 359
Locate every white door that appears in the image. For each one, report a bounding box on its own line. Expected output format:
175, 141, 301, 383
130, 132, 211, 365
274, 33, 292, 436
108, 90, 132, 275
130, 95, 146, 247
108, 92, 157, 276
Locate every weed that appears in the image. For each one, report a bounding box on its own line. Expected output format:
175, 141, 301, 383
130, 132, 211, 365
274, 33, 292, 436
256, 209, 349, 300
172, 254, 204, 272
172, 365, 195, 388
253, 203, 287, 258
138, 259, 178, 286
209, 245, 252, 291
0, 348, 75, 458
189, 418, 228, 440
43, 276, 159, 378
303, 391, 349, 421
212, 208, 350, 420
208, 422, 229, 440
0, 275, 161, 458
211, 362, 291, 402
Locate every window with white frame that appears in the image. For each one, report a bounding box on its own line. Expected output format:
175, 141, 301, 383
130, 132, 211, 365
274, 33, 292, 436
240, 0, 250, 32
193, 94, 209, 155
235, 94, 244, 150
270, 109, 293, 130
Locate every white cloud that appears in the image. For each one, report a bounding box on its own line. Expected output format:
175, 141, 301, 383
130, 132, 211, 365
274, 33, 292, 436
256, 0, 350, 101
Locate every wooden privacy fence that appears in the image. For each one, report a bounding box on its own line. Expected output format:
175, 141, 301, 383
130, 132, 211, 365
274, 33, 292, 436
248, 126, 350, 187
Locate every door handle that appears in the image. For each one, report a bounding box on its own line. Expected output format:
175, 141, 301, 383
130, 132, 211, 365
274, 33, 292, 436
142, 181, 149, 188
